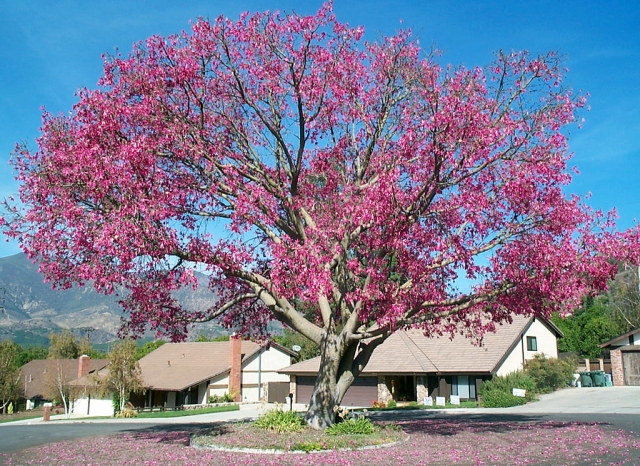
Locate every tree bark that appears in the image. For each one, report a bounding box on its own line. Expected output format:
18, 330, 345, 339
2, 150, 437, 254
303, 337, 343, 430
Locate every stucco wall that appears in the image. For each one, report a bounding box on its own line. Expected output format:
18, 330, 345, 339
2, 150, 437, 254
72, 397, 114, 416
208, 347, 291, 402
209, 374, 231, 399
496, 318, 558, 376
525, 318, 558, 359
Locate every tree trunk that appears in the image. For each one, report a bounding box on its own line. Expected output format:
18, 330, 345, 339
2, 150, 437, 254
304, 338, 343, 430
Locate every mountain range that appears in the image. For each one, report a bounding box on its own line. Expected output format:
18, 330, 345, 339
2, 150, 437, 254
0, 253, 225, 346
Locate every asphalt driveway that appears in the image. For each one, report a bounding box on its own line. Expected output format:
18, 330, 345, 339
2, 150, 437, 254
499, 386, 640, 414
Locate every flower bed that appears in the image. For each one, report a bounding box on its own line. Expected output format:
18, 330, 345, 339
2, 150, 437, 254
3, 419, 640, 465
192, 421, 406, 453
182, 402, 239, 411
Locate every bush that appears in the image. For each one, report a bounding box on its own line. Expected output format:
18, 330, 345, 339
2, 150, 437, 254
253, 406, 305, 433
479, 371, 537, 402
386, 400, 397, 409
326, 416, 377, 435
481, 390, 528, 408
208, 392, 236, 404
525, 354, 576, 393
115, 408, 138, 418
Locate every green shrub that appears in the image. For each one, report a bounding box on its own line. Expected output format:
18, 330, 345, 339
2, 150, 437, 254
253, 407, 305, 433
481, 390, 528, 408
386, 399, 397, 409
208, 392, 236, 404
479, 371, 537, 402
525, 354, 576, 393
325, 416, 377, 435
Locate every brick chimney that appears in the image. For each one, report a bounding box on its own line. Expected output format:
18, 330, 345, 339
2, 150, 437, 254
228, 334, 242, 402
78, 354, 90, 378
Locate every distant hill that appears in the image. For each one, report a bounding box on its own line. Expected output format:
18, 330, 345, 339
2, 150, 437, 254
0, 253, 227, 345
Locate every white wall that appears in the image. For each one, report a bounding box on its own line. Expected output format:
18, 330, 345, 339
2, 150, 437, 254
198, 381, 208, 404
524, 318, 558, 359
496, 318, 558, 376
72, 397, 114, 417
241, 348, 291, 402
497, 337, 526, 377
208, 347, 291, 403
209, 373, 231, 400
611, 330, 640, 349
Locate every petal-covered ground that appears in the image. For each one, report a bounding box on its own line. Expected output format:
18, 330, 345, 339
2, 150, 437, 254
2, 420, 640, 465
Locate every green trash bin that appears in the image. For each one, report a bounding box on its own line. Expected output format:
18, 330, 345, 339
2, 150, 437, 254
592, 370, 606, 387
580, 372, 593, 387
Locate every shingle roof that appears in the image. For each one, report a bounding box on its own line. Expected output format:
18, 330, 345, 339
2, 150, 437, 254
138, 341, 263, 391
20, 358, 108, 400
280, 316, 554, 376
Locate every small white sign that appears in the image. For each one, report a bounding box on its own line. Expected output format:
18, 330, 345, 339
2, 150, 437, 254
436, 396, 446, 406
512, 388, 526, 398
450, 395, 460, 405
423, 396, 433, 406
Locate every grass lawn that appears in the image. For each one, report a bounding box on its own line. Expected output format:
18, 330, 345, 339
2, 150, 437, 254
134, 404, 240, 419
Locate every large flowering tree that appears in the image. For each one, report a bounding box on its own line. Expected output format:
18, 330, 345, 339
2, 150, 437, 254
2, 5, 638, 428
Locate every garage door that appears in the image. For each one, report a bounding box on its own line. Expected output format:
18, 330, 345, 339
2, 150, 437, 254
295, 376, 378, 407
623, 351, 640, 386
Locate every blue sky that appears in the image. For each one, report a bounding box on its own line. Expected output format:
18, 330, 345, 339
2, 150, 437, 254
1, 0, 639, 258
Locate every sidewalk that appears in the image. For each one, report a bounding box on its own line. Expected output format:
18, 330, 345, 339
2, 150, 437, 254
0, 402, 307, 426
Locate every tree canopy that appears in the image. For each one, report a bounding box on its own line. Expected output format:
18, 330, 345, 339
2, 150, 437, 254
2, 5, 638, 427
106, 339, 144, 412
0, 340, 22, 413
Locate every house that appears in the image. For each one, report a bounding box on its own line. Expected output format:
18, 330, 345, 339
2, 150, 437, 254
279, 315, 562, 406
133, 336, 296, 409
19, 356, 108, 410
600, 327, 640, 386
67, 359, 114, 416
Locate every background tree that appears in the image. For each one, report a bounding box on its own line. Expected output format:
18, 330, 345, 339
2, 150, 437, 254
105, 339, 144, 412
552, 296, 625, 358
48, 330, 80, 359
0, 340, 23, 414
3, 5, 639, 428
44, 359, 75, 418
607, 265, 640, 330
134, 340, 165, 360
8, 343, 48, 368
275, 328, 320, 361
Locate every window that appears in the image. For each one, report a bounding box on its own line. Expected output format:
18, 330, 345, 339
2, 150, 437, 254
451, 375, 476, 399
526, 336, 537, 352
